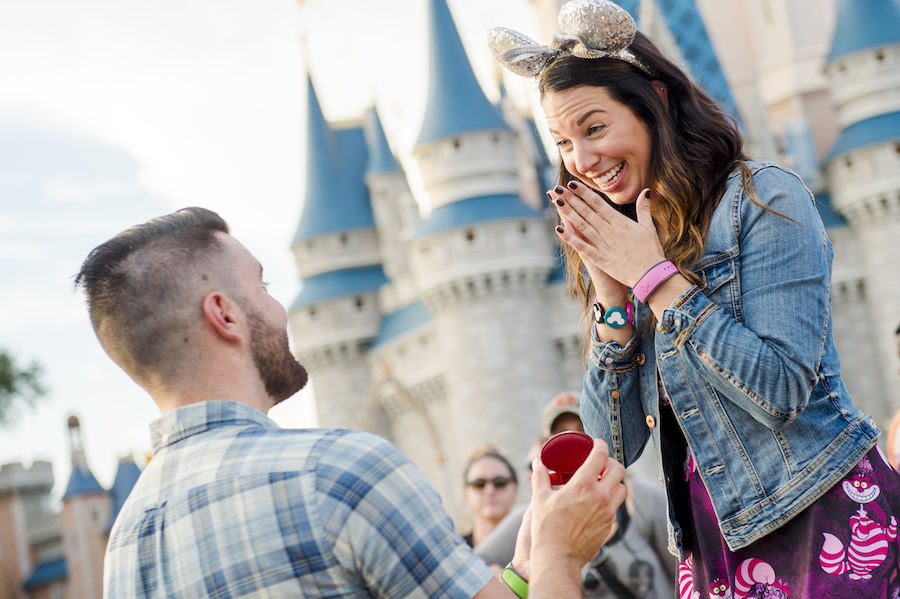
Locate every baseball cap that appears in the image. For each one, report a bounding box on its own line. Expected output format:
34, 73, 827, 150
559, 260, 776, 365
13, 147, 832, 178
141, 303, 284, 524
541, 391, 581, 438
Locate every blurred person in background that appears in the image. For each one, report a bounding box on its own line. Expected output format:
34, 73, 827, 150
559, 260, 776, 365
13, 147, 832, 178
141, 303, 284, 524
462, 446, 519, 548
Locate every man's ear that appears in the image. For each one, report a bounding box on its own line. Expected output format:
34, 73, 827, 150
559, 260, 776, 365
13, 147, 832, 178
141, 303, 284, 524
652, 80, 669, 110
202, 292, 244, 343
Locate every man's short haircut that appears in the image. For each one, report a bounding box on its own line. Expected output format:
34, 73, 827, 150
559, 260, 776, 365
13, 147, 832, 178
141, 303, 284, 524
75, 207, 231, 382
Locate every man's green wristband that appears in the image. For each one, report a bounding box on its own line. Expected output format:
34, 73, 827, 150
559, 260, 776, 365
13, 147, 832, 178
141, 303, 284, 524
501, 563, 528, 599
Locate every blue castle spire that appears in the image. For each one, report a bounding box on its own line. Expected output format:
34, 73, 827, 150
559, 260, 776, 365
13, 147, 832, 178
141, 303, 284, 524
293, 77, 376, 245
108, 457, 141, 528
416, 0, 510, 147
364, 107, 402, 177
290, 76, 387, 310
62, 464, 105, 500
62, 416, 106, 500
827, 0, 900, 64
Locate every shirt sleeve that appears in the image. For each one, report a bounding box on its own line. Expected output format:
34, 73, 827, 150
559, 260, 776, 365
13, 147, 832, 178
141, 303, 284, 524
317, 431, 493, 599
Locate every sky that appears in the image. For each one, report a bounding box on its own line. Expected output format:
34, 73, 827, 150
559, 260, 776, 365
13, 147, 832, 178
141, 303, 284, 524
0, 0, 538, 499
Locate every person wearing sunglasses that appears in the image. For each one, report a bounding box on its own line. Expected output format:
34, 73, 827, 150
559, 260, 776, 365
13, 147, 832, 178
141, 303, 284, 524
463, 446, 519, 548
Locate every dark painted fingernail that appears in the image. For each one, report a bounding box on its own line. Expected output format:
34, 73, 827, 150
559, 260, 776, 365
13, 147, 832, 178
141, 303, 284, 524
555, 198, 565, 206
554, 185, 565, 194
555, 225, 564, 233
644, 189, 651, 199
568, 181, 578, 190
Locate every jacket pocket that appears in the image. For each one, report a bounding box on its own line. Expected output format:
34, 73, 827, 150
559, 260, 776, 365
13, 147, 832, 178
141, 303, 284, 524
698, 256, 738, 320
700, 256, 736, 294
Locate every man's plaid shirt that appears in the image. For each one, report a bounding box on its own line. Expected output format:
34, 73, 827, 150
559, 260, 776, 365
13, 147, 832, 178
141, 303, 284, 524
104, 401, 492, 598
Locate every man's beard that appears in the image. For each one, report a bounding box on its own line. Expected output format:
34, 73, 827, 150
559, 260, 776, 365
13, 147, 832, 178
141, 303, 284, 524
247, 309, 308, 404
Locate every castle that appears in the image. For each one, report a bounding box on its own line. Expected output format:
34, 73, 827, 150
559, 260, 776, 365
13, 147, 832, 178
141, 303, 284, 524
0, 417, 139, 599
288, 0, 900, 522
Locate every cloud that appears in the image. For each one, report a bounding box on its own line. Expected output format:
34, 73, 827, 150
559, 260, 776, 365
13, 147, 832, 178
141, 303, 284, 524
43, 179, 139, 204
0, 289, 87, 332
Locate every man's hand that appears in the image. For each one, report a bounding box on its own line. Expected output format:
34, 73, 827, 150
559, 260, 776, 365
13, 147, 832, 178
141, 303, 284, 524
512, 438, 626, 598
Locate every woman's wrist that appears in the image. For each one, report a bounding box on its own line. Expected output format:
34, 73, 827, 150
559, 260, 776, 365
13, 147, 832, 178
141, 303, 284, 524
646, 273, 692, 321
592, 296, 633, 330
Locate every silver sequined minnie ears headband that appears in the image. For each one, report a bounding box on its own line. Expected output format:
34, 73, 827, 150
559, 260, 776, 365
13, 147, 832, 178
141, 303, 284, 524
488, 0, 654, 78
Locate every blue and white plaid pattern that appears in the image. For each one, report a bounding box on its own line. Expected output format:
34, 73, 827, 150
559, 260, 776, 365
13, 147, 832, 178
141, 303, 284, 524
104, 401, 491, 598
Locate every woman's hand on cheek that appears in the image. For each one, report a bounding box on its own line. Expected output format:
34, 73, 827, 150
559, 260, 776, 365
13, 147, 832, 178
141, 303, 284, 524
556, 213, 627, 301
552, 182, 666, 287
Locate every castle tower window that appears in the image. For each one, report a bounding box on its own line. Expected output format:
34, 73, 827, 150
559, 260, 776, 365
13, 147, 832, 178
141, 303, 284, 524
845, 156, 853, 169
520, 223, 528, 235
309, 306, 316, 317
340, 234, 348, 246
876, 51, 885, 62
465, 229, 475, 242
452, 138, 461, 149
355, 297, 364, 310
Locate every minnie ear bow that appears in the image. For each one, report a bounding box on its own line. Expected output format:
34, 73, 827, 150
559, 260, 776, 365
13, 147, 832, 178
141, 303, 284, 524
488, 0, 654, 79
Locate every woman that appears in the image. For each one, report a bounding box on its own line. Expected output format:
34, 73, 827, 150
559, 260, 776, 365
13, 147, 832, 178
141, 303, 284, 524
491, 1, 900, 597
462, 446, 519, 548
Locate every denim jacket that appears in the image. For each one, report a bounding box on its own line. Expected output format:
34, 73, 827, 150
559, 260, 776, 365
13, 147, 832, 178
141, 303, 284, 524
580, 162, 880, 557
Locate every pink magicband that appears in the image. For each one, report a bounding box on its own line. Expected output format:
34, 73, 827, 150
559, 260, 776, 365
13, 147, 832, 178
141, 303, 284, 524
633, 260, 679, 304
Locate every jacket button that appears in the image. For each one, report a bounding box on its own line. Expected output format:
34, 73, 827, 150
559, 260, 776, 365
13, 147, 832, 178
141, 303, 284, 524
611, 390, 619, 398
646, 415, 656, 428
636, 353, 646, 365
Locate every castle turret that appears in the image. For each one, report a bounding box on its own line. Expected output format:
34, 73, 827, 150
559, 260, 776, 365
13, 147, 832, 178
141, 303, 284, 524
61, 416, 108, 599
413, 0, 517, 209
288, 77, 386, 429
408, 0, 563, 514
363, 107, 420, 311
823, 0, 900, 426
0, 461, 58, 599
107, 456, 141, 532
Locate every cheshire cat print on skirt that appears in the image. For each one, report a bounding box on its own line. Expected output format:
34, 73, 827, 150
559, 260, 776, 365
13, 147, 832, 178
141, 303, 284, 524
678, 446, 900, 598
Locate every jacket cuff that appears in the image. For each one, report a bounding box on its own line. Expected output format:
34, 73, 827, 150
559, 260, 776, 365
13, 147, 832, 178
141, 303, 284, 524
589, 323, 640, 371
656, 285, 712, 342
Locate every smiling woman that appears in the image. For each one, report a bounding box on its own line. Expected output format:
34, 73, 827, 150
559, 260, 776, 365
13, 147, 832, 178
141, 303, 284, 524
491, 0, 900, 596
462, 445, 518, 548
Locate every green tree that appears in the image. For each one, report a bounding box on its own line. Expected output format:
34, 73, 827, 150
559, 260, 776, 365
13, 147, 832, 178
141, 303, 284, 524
0, 350, 47, 427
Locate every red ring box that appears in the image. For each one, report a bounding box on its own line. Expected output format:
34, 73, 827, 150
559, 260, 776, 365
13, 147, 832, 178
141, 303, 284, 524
540, 430, 593, 485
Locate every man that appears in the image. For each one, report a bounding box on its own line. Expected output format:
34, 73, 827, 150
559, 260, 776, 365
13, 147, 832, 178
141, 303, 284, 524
76, 207, 627, 599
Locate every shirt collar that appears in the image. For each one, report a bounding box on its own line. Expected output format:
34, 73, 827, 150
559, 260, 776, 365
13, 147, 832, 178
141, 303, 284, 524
149, 401, 278, 454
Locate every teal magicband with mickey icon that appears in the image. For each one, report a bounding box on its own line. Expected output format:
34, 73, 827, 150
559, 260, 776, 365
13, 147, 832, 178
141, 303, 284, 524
592, 299, 632, 330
